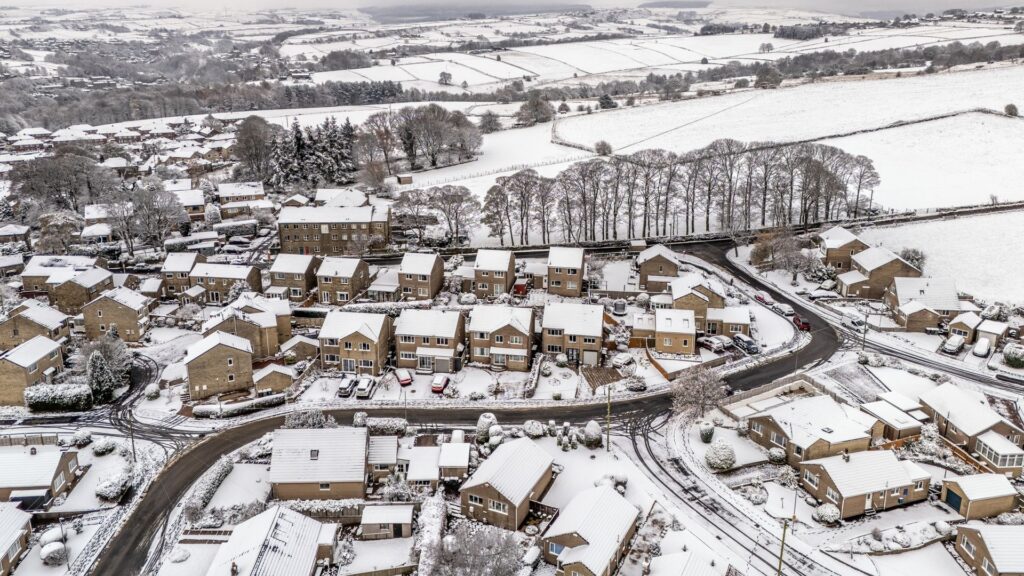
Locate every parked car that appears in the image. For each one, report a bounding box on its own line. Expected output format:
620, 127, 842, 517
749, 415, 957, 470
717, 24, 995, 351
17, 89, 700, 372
792, 315, 811, 331
841, 314, 866, 330
981, 304, 1002, 320
972, 339, 992, 358
941, 334, 965, 355
336, 376, 356, 398
733, 333, 760, 354
772, 303, 795, 316
755, 291, 774, 306
395, 368, 413, 387
431, 374, 450, 394
808, 290, 838, 301
698, 336, 724, 352
611, 353, 634, 368
355, 377, 376, 398
711, 335, 735, 349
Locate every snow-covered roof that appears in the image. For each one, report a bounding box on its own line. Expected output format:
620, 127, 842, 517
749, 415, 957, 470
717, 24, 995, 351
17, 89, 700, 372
544, 485, 639, 576
0, 445, 66, 488
83, 203, 131, 221
891, 277, 960, 312
284, 194, 310, 206
542, 302, 603, 336
395, 309, 462, 338
439, 442, 470, 469
229, 292, 291, 317
462, 438, 552, 504
80, 223, 112, 238
69, 268, 112, 288
803, 450, 929, 497
752, 395, 874, 449
367, 436, 397, 465
254, 364, 296, 383
404, 446, 440, 482
315, 188, 367, 207
399, 253, 439, 275
978, 430, 1024, 456
139, 277, 163, 294
897, 300, 935, 316
203, 307, 277, 332
205, 505, 322, 576
473, 249, 513, 271
368, 269, 399, 292
547, 246, 584, 269
23, 255, 97, 278
17, 305, 69, 330
877, 391, 921, 413
859, 401, 919, 431
946, 473, 1016, 500
817, 226, 861, 249
222, 199, 274, 210
655, 309, 695, 334
190, 262, 254, 280
963, 525, 1024, 573
706, 306, 750, 324
270, 428, 367, 484
281, 335, 318, 353
185, 331, 252, 363
278, 205, 389, 224
318, 257, 363, 278
837, 269, 869, 286
270, 254, 315, 275
217, 181, 264, 199
96, 287, 151, 312
361, 504, 413, 526
1, 335, 60, 368
172, 189, 205, 207
853, 247, 907, 272
920, 382, 1005, 437
669, 276, 711, 302
161, 252, 200, 273
468, 305, 532, 335
0, 224, 29, 236
0, 503, 29, 562
320, 311, 387, 342
978, 319, 1009, 335
636, 244, 681, 266
162, 178, 193, 192
951, 311, 983, 329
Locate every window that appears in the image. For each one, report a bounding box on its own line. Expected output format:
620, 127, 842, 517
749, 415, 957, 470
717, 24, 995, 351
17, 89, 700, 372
337, 292, 348, 302
730, 324, 743, 333
400, 335, 415, 344
803, 470, 819, 488
468, 494, 483, 506
510, 336, 522, 345
960, 535, 975, 558
476, 332, 488, 340
494, 335, 504, 344
494, 271, 504, 278
567, 281, 577, 290
489, 500, 508, 514
770, 432, 787, 447
227, 357, 234, 366
583, 337, 596, 345
227, 373, 235, 382
750, 421, 763, 434
400, 352, 415, 360
54, 471, 65, 490
310, 449, 319, 460
324, 354, 339, 362
324, 338, 339, 346
7, 539, 21, 563
344, 342, 353, 350
373, 464, 390, 471
360, 343, 370, 351
360, 360, 373, 368
826, 487, 839, 502
548, 542, 565, 555
422, 336, 430, 344
474, 347, 489, 357
663, 338, 673, 347
319, 482, 330, 491
915, 480, 924, 490
983, 558, 995, 575
437, 338, 449, 346
548, 329, 563, 337
547, 345, 563, 353
568, 335, 577, 343
28, 363, 37, 374
96, 310, 103, 317
322, 277, 333, 283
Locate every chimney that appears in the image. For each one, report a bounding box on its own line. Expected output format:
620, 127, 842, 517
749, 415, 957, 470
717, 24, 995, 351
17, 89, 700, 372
29, 447, 37, 456
842, 448, 850, 462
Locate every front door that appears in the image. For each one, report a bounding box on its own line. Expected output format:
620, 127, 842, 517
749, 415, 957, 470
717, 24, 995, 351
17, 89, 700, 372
865, 494, 872, 509
342, 358, 356, 373
567, 348, 579, 364
418, 356, 433, 372
393, 523, 402, 538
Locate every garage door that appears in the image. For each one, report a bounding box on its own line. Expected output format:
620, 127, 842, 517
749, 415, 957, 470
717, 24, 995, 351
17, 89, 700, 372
944, 489, 962, 512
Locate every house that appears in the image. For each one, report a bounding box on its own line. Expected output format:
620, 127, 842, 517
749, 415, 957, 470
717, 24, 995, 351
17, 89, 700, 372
746, 395, 880, 467
547, 247, 585, 297
282, 194, 310, 207
398, 253, 444, 301
270, 428, 367, 500
636, 244, 682, 292
955, 525, 1024, 576
184, 331, 254, 401
366, 269, 401, 302
277, 206, 391, 256
705, 307, 751, 337
82, 287, 153, 343
48, 268, 114, 315
0, 303, 70, 351
541, 303, 604, 367
189, 263, 262, 305
204, 505, 333, 576
368, 436, 398, 481
460, 438, 554, 530
172, 189, 206, 221
20, 255, 102, 296
221, 199, 273, 219
633, 309, 696, 355
883, 277, 962, 330
669, 276, 727, 332
473, 250, 515, 298
941, 474, 1017, 520
815, 226, 868, 270
439, 442, 471, 481
398, 445, 442, 489
216, 181, 265, 203
319, 311, 391, 375
949, 311, 984, 344
468, 306, 534, 371
836, 247, 921, 299
0, 502, 30, 575
201, 307, 280, 359
268, 254, 319, 301
0, 224, 30, 250
394, 309, 465, 373
0, 255, 24, 278
360, 505, 413, 540
0, 336, 64, 406
317, 257, 370, 305
799, 450, 930, 519
977, 320, 1010, 347
79, 223, 114, 244
540, 486, 639, 576
83, 203, 131, 226
281, 335, 319, 362
252, 364, 296, 396
0, 445, 79, 508
138, 277, 164, 300
227, 292, 293, 345
161, 252, 204, 298
859, 400, 922, 440
920, 383, 1024, 477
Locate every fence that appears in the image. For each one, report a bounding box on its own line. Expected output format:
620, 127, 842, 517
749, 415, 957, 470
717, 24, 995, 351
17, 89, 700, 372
0, 433, 58, 447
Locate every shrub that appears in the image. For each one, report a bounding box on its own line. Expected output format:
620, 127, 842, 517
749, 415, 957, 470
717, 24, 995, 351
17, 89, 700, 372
144, 383, 160, 400
39, 526, 66, 547
353, 412, 367, 427
40, 542, 68, 566
1006, 103, 1019, 116
476, 413, 498, 443
181, 456, 234, 523
192, 394, 285, 418
70, 430, 93, 447
584, 420, 603, 448
212, 219, 258, 237
768, 447, 786, 464
814, 503, 841, 524
92, 437, 119, 456
25, 383, 93, 412
1004, 345, 1024, 369
96, 467, 133, 501
366, 417, 408, 435
705, 439, 736, 470
699, 423, 715, 443
523, 420, 545, 438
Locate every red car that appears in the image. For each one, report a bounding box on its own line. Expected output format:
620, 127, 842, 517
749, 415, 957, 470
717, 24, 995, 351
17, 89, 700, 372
395, 368, 413, 387
792, 314, 811, 331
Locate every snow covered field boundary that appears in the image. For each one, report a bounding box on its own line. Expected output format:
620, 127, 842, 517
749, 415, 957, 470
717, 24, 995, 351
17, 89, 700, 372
391, 150, 593, 193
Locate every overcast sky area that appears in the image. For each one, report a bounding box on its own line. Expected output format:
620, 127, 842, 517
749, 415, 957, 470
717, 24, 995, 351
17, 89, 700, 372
8, 0, 1010, 17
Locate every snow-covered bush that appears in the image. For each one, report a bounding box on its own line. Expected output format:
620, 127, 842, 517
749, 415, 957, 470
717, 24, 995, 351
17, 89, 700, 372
70, 430, 93, 448
934, 521, 952, 535
584, 420, 603, 448
168, 547, 191, 563
39, 526, 67, 547
92, 437, 120, 456
284, 409, 338, 429
40, 542, 68, 566
192, 394, 285, 418
353, 412, 367, 427
1004, 344, 1024, 369
366, 417, 408, 436
95, 466, 133, 501
555, 353, 568, 367
813, 503, 841, 524
476, 413, 498, 443
768, 447, 786, 464
540, 364, 552, 377
699, 423, 715, 444
144, 383, 160, 400
379, 475, 422, 502
213, 219, 258, 237
521, 420, 545, 439
442, 383, 459, 398
24, 383, 93, 412
704, 438, 736, 471
458, 293, 478, 305
552, 392, 562, 401
488, 424, 504, 447
182, 456, 234, 523
996, 511, 1024, 525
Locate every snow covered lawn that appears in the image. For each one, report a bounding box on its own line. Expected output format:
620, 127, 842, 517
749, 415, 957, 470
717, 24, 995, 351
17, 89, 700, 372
15, 521, 102, 575
688, 425, 767, 471
338, 537, 415, 575
205, 463, 270, 510
51, 441, 133, 513
537, 437, 658, 512
866, 366, 938, 402
533, 367, 579, 400
156, 543, 222, 576
870, 542, 966, 576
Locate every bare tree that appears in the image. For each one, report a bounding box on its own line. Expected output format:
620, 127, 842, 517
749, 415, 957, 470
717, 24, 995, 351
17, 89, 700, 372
133, 178, 184, 245
849, 155, 880, 218
361, 111, 398, 175
37, 211, 81, 253
233, 115, 276, 181
429, 185, 479, 243
393, 188, 432, 241
671, 366, 727, 422
424, 522, 521, 576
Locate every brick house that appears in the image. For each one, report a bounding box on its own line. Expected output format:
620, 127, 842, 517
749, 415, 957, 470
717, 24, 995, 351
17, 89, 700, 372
949, 311, 984, 344
746, 395, 880, 467
460, 438, 553, 530
48, 268, 114, 315
0, 224, 30, 250
814, 226, 868, 270
883, 277, 964, 331
635, 244, 682, 292
472, 250, 515, 299
317, 257, 371, 305
253, 364, 296, 396
541, 303, 604, 367
0, 502, 31, 575
669, 276, 726, 333
270, 428, 367, 500
281, 335, 320, 362
398, 253, 444, 301
836, 247, 921, 299
394, 309, 465, 373
189, 263, 262, 305
0, 336, 64, 406
799, 450, 929, 519
21, 255, 103, 297
940, 474, 1017, 520
318, 311, 391, 375
540, 486, 639, 576
161, 252, 204, 298
546, 247, 585, 297
360, 505, 413, 540
226, 293, 293, 347
705, 307, 752, 337
955, 525, 1024, 576
184, 331, 254, 401
268, 254, 320, 301
216, 181, 265, 203
172, 189, 206, 222
467, 306, 534, 371
277, 206, 391, 256
0, 445, 80, 507
645, 309, 697, 355
201, 307, 280, 359
82, 287, 153, 343
0, 303, 70, 352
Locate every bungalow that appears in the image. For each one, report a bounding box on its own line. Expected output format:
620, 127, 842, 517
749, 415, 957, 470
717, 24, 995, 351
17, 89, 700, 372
547, 247, 585, 298
161, 252, 204, 298
460, 438, 554, 530
398, 253, 444, 301
0, 444, 80, 509
541, 303, 604, 367
636, 244, 682, 292
955, 525, 1024, 576
270, 427, 367, 500
0, 503, 30, 575
814, 226, 868, 270
859, 400, 922, 440
472, 250, 515, 298
360, 504, 413, 540
540, 486, 639, 576
746, 395, 880, 467
398, 445, 442, 489
0, 336, 64, 406
318, 311, 391, 375
0, 303, 70, 351
216, 181, 265, 203
836, 247, 921, 299
467, 306, 534, 371
883, 277, 963, 330
204, 505, 333, 576
82, 287, 153, 343
941, 474, 1017, 520
317, 257, 371, 305
799, 450, 930, 519
282, 194, 310, 207
268, 254, 319, 302
221, 199, 274, 219
184, 331, 254, 401
0, 255, 24, 278
189, 263, 262, 305
394, 309, 465, 373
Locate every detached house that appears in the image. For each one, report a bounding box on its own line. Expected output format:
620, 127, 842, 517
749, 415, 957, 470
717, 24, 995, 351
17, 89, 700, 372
546, 247, 585, 298
884, 277, 964, 331
746, 395, 880, 467
815, 226, 868, 270
460, 438, 554, 530
956, 525, 1024, 576
0, 224, 30, 250
0, 336, 63, 406
540, 486, 639, 576
0, 303, 70, 352
268, 254, 319, 301
317, 257, 371, 305
172, 189, 206, 222
48, 268, 114, 315
270, 427, 367, 500
394, 309, 465, 373
204, 506, 332, 576
473, 250, 515, 298
949, 312, 984, 344
652, 309, 697, 355
467, 306, 534, 371
189, 263, 262, 305
668, 276, 726, 333
21, 255, 103, 297
398, 253, 444, 301
319, 311, 391, 375
0, 445, 80, 508
799, 450, 930, 519
201, 307, 280, 359
635, 244, 682, 292
161, 252, 204, 298
184, 331, 254, 401
216, 181, 265, 203
82, 287, 153, 343
837, 247, 921, 299
0, 502, 30, 575
541, 303, 604, 367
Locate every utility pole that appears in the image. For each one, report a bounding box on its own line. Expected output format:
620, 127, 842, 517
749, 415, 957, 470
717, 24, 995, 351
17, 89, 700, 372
605, 380, 611, 452
128, 414, 137, 463
777, 516, 791, 576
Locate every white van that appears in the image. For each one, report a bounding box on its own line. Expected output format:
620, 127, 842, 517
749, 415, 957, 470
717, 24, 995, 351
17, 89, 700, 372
942, 335, 965, 355
972, 339, 991, 358
841, 314, 867, 330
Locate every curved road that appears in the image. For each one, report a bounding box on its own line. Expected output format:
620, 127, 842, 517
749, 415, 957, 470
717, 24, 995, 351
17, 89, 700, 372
93, 242, 841, 576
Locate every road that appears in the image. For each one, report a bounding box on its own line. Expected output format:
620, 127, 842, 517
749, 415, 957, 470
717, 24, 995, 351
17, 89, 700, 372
93, 241, 840, 576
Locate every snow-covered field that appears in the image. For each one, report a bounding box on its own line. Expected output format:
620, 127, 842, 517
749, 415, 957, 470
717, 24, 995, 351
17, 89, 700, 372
858, 210, 1024, 304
